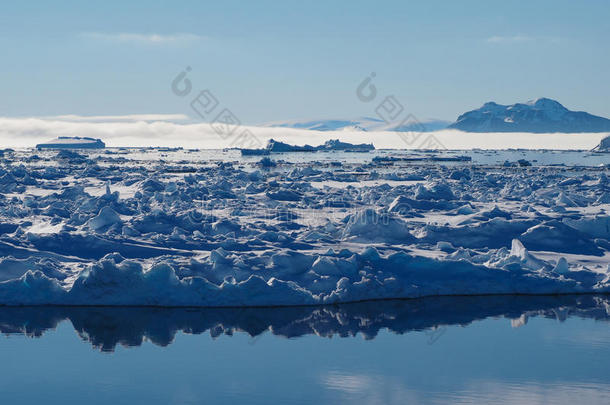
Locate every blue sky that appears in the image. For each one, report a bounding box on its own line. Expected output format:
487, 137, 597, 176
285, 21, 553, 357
1, 0, 609, 123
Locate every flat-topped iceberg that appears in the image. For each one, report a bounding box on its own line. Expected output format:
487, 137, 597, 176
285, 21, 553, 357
36, 136, 105, 149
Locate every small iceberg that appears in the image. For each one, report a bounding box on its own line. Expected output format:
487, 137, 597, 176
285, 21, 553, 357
241, 138, 374, 155
266, 139, 317, 153
317, 139, 375, 152
592, 135, 610, 152
36, 136, 105, 150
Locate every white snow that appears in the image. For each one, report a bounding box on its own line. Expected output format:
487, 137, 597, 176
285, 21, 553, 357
0, 146, 609, 306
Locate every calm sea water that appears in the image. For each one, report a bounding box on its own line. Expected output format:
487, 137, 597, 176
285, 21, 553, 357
25, 147, 610, 167
1, 296, 609, 404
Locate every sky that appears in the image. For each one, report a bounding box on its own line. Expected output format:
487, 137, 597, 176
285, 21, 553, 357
1, 0, 609, 124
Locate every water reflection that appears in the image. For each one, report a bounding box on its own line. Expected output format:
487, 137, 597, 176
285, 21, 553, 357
1, 295, 609, 352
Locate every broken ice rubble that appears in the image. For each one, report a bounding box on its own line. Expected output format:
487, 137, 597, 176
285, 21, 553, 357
0, 147, 609, 306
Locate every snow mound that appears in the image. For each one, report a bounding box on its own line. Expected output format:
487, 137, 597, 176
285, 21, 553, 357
342, 209, 417, 243
86, 207, 123, 232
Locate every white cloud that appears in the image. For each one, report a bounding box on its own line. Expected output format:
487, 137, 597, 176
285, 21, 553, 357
320, 371, 610, 405
486, 35, 562, 45
81, 32, 205, 44
42, 114, 190, 123
486, 35, 533, 44
0, 116, 606, 150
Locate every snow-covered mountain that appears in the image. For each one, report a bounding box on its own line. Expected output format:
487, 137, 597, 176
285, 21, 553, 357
261, 98, 610, 134
263, 117, 450, 132
449, 98, 610, 133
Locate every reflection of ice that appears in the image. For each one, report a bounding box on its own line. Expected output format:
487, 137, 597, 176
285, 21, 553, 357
1, 295, 608, 352
424, 325, 447, 344
511, 314, 529, 328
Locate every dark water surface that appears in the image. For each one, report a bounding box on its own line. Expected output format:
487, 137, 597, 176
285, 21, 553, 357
1, 295, 610, 404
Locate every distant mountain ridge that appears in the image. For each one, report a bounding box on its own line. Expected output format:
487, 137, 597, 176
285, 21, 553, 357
262, 98, 610, 134
448, 98, 610, 133
263, 117, 451, 132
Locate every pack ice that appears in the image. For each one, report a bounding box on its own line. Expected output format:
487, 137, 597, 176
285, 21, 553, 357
0, 146, 609, 306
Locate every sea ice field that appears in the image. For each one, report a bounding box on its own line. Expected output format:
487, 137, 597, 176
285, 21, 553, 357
1, 146, 610, 306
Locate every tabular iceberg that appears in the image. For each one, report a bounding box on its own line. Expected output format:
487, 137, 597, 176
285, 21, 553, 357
36, 136, 105, 149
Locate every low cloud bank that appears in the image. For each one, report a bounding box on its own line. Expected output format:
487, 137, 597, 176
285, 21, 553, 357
0, 116, 607, 150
